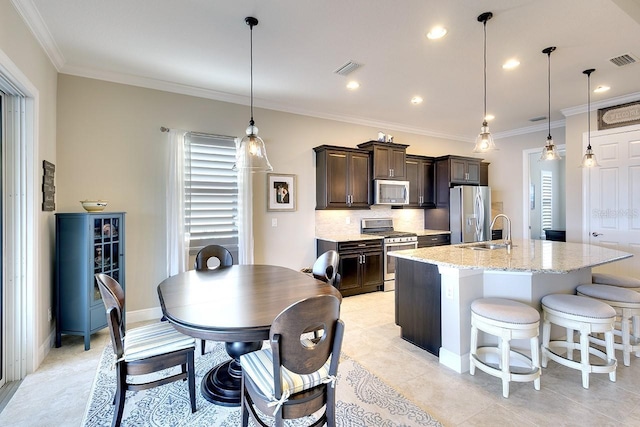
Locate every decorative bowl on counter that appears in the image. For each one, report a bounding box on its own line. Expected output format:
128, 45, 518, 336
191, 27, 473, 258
80, 200, 108, 212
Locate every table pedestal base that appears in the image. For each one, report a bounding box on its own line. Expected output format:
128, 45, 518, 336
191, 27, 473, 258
201, 341, 262, 406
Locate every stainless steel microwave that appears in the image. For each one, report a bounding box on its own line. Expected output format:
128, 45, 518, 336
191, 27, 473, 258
374, 180, 410, 205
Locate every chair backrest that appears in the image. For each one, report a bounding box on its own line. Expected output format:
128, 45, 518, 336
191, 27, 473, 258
194, 245, 233, 271
270, 294, 343, 376
312, 250, 340, 286
95, 273, 125, 358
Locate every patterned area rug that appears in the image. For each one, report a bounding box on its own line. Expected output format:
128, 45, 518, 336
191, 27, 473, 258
83, 342, 442, 426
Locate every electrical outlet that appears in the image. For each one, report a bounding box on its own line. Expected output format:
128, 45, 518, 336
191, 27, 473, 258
445, 284, 453, 299
271, 218, 277, 227
48, 307, 52, 322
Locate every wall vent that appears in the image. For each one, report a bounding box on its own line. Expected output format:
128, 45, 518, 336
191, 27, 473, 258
529, 116, 547, 122
334, 61, 362, 76
609, 53, 638, 67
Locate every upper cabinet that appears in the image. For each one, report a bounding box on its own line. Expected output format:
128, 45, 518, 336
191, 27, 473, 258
434, 155, 482, 208
314, 145, 371, 209
480, 161, 490, 186
357, 141, 408, 180
406, 155, 435, 208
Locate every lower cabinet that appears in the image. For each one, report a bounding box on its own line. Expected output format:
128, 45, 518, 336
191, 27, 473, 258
317, 238, 383, 297
417, 233, 450, 248
395, 258, 441, 356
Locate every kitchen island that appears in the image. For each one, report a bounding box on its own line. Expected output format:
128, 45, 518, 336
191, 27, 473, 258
390, 239, 633, 373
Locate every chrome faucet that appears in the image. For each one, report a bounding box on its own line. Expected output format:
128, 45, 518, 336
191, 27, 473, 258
490, 214, 512, 248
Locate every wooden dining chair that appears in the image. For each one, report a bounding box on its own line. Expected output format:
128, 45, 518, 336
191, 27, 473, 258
95, 273, 197, 427
240, 294, 344, 427
194, 244, 234, 354
312, 250, 340, 287
194, 244, 233, 271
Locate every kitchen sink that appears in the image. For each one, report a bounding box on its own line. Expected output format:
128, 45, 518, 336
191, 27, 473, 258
464, 242, 511, 250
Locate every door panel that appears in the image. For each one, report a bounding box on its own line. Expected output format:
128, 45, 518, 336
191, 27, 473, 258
588, 128, 640, 278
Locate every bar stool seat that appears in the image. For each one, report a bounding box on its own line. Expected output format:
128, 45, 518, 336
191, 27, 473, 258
470, 298, 541, 398
541, 294, 617, 389
592, 273, 640, 291
577, 284, 640, 366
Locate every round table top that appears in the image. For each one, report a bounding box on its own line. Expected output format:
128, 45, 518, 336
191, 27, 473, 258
157, 264, 342, 342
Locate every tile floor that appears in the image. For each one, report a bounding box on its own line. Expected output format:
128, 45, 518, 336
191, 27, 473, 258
2, 290, 640, 426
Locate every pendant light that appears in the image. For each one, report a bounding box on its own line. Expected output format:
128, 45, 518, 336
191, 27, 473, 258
473, 12, 497, 153
540, 46, 561, 161
580, 68, 599, 168
232, 17, 273, 172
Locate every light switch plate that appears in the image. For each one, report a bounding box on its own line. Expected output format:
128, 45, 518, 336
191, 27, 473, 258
271, 218, 277, 227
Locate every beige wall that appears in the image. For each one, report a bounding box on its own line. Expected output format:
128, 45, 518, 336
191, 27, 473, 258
1, 1, 58, 365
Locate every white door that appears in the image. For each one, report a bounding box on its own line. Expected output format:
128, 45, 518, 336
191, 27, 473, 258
586, 125, 640, 278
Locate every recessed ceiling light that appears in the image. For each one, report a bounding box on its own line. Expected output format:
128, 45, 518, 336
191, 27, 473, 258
484, 114, 495, 121
346, 81, 360, 90
594, 85, 610, 93
411, 96, 423, 105
502, 59, 520, 69
426, 26, 447, 40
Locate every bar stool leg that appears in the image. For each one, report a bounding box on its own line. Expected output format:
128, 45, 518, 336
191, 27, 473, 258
531, 335, 541, 391
622, 311, 632, 366
542, 320, 551, 368
501, 334, 510, 398
567, 327, 574, 360
605, 330, 617, 382
470, 324, 478, 376
634, 315, 640, 358
579, 326, 590, 389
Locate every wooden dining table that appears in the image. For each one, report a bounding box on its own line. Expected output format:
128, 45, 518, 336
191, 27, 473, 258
157, 264, 342, 406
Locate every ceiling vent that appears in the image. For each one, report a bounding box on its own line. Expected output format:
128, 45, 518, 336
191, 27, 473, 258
529, 116, 547, 122
334, 61, 362, 76
609, 53, 638, 67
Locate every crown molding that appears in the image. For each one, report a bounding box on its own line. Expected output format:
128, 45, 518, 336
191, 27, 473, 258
11, 0, 65, 70
562, 91, 640, 117
493, 119, 565, 140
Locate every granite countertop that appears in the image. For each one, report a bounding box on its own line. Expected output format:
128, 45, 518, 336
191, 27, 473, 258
414, 229, 451, 236
315, 234, 383, 243
389, 239, 633, 274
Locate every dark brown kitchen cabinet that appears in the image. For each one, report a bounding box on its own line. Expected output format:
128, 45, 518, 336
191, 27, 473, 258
417, 233, 450, 248
357, 141, 408, 180
405, 155, 435, 208
314, 145, 371, 209
480, 161, 490, 186
434, 155, 482, 208
317, 238, 383, 297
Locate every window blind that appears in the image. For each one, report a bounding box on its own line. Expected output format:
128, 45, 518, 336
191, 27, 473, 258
185, 133, 238, 259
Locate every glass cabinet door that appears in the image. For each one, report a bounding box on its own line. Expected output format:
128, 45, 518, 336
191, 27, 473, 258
92, 216, 121, 303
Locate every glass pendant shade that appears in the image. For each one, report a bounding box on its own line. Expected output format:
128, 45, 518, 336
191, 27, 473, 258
580, 147, 600, 168
233, 123, 273, 171
540, 136, 561, 161
473, 122, 497, 152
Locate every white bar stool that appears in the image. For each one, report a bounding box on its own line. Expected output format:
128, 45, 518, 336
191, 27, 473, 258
577, 284, 640, 366
470, 298, 541, 398
541, 294, 617, 389
592, 273, 640, 291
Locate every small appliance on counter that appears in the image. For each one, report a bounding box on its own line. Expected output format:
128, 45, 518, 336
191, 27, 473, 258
361, 218, 417, 291
449, 185, 491, 244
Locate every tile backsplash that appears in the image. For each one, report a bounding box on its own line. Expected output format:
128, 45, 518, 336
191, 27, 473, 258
315, 206, 424, 236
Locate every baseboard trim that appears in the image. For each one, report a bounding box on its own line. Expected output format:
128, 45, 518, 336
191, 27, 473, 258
126, 306, 163, 324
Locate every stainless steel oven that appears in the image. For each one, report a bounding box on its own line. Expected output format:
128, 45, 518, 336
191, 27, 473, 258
361, 218, 417, 292
383, 237, 418, 291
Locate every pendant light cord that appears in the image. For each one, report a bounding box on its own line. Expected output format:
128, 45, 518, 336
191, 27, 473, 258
547, 51, 551, 139
587, 72, 591, 149
249, 21, 254, 126
482, 19, 487, 124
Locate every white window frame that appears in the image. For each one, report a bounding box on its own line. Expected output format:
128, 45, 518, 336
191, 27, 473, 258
541, 170, 553, 236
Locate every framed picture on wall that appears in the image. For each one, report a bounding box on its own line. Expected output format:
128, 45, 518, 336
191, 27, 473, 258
267, 173, 296, 212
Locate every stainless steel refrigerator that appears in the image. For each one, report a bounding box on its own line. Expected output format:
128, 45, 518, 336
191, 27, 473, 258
449, 186, 491, 244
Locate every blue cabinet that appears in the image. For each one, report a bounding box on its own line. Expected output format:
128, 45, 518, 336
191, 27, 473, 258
55, 212, 125, 350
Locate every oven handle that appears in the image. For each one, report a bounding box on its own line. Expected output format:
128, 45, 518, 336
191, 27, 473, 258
386, 242, 418, 250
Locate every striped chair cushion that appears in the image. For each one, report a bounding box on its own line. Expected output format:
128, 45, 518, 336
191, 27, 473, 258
240, 347, 332, 400
123, 322, 195, 362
